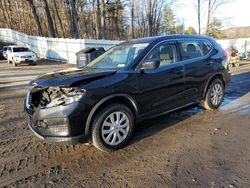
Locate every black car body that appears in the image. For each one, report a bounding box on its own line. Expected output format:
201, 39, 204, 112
24, 35, 231, 152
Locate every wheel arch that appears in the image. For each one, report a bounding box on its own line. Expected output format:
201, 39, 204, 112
85, 94, 139, 136
203, 73, 225, 97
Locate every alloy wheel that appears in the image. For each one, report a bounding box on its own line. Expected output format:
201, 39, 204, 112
210, 83, 223, 106
101, 111, 130, 146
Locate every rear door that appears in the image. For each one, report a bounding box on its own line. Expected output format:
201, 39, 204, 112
177, 39, 214, 101
136, 41, 187, 117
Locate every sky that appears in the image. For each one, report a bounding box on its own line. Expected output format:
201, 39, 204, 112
174, 0, 250, 31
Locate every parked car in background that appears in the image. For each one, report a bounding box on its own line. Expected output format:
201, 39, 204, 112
238, 51, 250, 61
2, 46, 8, 59
24, 35, 231, 152
0, 48, 3, 59
6, 45, 37, 66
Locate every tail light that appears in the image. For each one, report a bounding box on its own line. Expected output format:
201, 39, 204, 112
222, 49, 230, 70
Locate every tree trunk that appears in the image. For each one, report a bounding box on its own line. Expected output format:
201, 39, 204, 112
130, 0, 134, 39
52, 0, 65, 37
101, 0, 106, 39
206, 0, 211, 35
115, 0, 121, 40
95, 0, 102, 39
147, 0, 153, 36
0, 0, 9, 27
66, 0, 80, 38
27, 0, 44, 36
43, 0, 56, 37
7, 0, 13, 28
2, 0, 11, 28
198, 0, 201, 35
71, 0, 81, 38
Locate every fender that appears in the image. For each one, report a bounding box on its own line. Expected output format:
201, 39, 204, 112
203, 72, 225, 97
84, 93, 139, 136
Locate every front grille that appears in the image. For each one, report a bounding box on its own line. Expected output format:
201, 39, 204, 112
21, 55, 32, 58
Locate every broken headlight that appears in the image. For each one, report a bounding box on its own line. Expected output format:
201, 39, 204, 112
46, 91, 84, 108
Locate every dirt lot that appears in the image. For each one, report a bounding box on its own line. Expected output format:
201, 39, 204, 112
0, 60, 250, 188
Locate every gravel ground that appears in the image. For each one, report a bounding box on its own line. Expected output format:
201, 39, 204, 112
0, 60, 250, 187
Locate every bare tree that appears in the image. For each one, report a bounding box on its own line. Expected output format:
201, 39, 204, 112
0, 0, 9, 27
100, 0, 106, 39
43, 0, 56, 37
65, 0, 81, 38
146, 0, 164, 36
95, 0, 102, 39
197, 0, 201, 35
130, 0, 135, 38
0, 0, 176, 40
52, 0, 65, 37
206, 0, 230, 35
27, 0, 44, 36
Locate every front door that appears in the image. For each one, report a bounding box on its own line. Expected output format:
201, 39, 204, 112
136, 41, 186, 118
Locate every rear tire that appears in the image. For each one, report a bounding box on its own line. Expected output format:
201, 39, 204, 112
91, 104, 134, 152
201, 79, 224, 110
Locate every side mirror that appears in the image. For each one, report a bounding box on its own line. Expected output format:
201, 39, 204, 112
140, 59, 160, 71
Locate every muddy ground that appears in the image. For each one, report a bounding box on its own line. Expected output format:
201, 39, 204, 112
0, 60, 250, 188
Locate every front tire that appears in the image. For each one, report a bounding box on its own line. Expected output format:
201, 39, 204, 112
201, 79, 224, 110
91, 104, 134, 152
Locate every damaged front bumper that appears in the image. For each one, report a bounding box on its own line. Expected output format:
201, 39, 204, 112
27, 123, 87, 144
24, 91, 89, 144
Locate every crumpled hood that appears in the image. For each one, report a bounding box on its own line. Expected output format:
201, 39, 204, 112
30, 68, 116, 87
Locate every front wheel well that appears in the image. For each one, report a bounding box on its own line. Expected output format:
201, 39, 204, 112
86, 96, 138, 136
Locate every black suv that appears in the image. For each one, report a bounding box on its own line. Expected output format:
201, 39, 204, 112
24, 35, 231, 152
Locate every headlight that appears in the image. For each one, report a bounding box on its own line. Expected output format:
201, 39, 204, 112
32, 55, 37, 59
46, 91, 84, 108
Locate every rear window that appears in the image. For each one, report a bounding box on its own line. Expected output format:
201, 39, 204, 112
13, 47, 29, 52
178, 40, 213, 60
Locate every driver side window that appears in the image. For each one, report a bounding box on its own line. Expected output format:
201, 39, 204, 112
145, 43, 178, 67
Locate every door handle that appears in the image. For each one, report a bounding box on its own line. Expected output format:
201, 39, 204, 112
205, 61, 213, 65
173, 68, 184, 75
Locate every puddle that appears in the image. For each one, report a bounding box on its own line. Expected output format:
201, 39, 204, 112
170, 105, 203, 118
221, 95, 239, 107
221, 92, 250, 114
239, 108, 250, 115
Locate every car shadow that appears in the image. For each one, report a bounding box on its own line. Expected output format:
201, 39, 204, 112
129, 71, 250, 145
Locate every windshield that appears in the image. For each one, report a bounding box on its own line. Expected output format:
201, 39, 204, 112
87, 43, 149, 69
13, 47, 29, 52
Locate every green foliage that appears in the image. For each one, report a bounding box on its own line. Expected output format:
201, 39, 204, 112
162, 4, 176, 34
207, 17, 223, 39
185, 26, 197, 35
